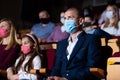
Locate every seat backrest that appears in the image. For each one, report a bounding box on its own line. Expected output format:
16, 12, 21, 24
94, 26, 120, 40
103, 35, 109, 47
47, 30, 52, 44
108, 38, 120, 55
40, 43, 57, 71
90, 38, 112, 79
18, 29, 31, 38
100, 38, 112, 70
107, 57, 120, 80
0, 69, 7, 77
40, 43, 56, 50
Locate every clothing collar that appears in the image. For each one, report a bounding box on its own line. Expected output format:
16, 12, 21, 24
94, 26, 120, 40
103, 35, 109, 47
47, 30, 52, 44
68, 31, 82, 42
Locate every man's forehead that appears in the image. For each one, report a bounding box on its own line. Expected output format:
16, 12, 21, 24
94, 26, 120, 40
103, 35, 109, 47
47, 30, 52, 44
65, 11, 76, 16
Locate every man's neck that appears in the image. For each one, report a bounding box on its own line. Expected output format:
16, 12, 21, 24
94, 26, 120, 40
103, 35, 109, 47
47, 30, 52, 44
42, 24, 47, 27
70, 31, 81, 42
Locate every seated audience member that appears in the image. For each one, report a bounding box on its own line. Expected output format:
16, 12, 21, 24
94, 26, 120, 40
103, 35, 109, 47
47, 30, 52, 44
48, 7, 104, 80
47, 12, 69, 42
31, 10, 55, 43
7, 34, 43, 80
82, 15, 112, 40
98, 0, 120, 24
0, 18, 20, 79
100, 5, 120, 36
81, 6, 98, 26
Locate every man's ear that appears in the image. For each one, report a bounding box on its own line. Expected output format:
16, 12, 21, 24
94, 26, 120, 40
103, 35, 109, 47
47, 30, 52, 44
91, 21, 94, 25
79, 17, 84, 25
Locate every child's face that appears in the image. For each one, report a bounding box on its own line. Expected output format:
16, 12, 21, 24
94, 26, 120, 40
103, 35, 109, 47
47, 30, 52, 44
22, 37, 32, 46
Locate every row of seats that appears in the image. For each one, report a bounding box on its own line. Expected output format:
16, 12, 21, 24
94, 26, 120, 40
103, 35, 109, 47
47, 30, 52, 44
107, 57, 120, 80
34, 38, 110, 79
106, 38, 120, 80
38, 38, 120, 80
0, 38, 120, 79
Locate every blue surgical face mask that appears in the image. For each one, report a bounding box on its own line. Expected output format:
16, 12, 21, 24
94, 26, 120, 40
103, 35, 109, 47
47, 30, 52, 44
64, 20, 76, 34
60, 17, 65, 24
105, 11, 115, 19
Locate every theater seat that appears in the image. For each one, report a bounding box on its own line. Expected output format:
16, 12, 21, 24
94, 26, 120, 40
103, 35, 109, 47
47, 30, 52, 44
108, 38, 120, 55
40, 43, 57, 71
33, 38, 112, 79
0, 69, 7, 77
90, 38, 112, 79
107, 57, 120, 80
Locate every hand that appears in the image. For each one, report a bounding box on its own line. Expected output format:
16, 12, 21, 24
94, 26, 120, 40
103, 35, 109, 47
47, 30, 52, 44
48, 76, 55, 80
7, 67, 14, 79
9, 74, 19, 80
48, 76, 67, 80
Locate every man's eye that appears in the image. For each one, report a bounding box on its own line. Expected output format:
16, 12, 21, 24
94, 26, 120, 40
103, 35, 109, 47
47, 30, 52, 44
68, 16, 74, 19
68, 16, 72, 18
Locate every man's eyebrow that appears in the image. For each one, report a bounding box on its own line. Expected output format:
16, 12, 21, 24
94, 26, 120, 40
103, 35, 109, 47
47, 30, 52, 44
68, 16, 74, 18
64, 16, 75, 19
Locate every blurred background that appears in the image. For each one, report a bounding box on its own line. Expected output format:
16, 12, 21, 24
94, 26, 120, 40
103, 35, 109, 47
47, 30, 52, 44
0, 0, 120, 30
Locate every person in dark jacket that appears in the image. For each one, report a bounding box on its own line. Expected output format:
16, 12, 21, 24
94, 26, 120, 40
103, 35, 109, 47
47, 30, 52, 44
48, 7, 104, 80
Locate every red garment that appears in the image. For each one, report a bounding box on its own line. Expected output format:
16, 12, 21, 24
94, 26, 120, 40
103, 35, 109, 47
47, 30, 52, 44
0, 44, 20, 70
46, 49, 56, 70
112, 52, 120, 57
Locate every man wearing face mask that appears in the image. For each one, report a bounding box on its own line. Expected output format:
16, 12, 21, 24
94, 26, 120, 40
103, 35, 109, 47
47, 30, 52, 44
48, 7, 105, 80
31, 10, 55, 43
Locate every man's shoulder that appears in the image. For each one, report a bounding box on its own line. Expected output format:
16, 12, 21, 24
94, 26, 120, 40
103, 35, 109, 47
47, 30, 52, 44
57, 38, 68, 46
32, 23, 41, 27
86, 33, 96, 38
81, 31, 96, 38
84, 33, 99, 41
48, 22, 55, 25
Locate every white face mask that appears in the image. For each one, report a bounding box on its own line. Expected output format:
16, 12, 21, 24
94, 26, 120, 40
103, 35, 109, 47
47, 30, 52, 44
105, 11, 115, 19
60, 17, 65, 24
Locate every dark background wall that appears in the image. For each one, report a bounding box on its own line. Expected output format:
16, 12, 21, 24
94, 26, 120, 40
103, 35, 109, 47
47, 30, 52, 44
21, 0, 83, 23
0, 0, 22, 30
0, 0, 120, 29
